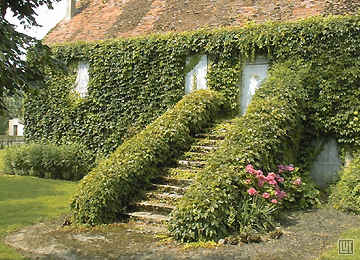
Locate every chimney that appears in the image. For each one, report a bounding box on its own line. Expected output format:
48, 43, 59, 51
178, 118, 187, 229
65, 0, 76, 21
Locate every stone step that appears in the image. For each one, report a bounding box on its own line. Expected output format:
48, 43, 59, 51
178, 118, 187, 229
166, 168, 198, 180
125, 211, 169, 224
154, 176, 193, 187
152, 183, 187, 194
194, 138, 221, 147
177, 160, 206, 168
134, 201, 175, 214
146, 192, 183, 205
122, 118, 233, 225
147, 192, 183, 200
194, 133, 225, 140
181, 151, 208, 161
190, 145, 219, 153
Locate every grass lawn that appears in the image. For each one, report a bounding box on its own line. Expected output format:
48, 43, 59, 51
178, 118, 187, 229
317, 227, 360, 260
0, 150, 5, 173
0, 173, 77, 260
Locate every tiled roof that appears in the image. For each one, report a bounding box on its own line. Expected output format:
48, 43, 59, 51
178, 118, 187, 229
44, 0, 360, 45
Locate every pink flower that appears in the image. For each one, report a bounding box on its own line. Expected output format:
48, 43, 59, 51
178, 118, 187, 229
276, 176, 284, 183
293, 178, 302, 186
266, 172, 276, 182
268, 172, 276, 178
268, 179, 278, 186
257, 174, 266, 187
247, 187, 258, 196
278, 164, 295, 172
285, 165, 295, 171
262, 192, 270, 199
245, 164, 254, 173
278, 165, 286, 170
245, 179, 252, 184
252, 170, 262, 178
271, 199, 278, 204
275, 190, 287, 199
280, 191, 287, 199
258, 178, 265, 187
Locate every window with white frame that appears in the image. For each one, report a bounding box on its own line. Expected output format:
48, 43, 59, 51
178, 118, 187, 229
240, 57, 269, 115
185, 55, 208, 94
74, 62, 89, 98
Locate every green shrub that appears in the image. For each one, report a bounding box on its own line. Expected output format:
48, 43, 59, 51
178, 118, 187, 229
70, 90, 227, 225
168, 61, 320, 242
330, 154, 360, 214
2, 143, 96, 180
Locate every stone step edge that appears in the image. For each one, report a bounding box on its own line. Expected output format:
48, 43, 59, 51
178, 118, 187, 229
194, 138, 222, 143
125, 211, 169, 223
135, 201, 175, 212
191, 145, 219, 151
177, 160, 206, 166
160, 176, 193, 184
152, 183, 187, 192
194, 133, 225, 140
147, 191, 183, 200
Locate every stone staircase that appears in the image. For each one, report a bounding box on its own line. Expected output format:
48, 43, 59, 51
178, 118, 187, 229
124, 119, 232, 224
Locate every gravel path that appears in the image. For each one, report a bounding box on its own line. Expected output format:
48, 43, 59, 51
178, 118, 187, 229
5, 207, 360, 260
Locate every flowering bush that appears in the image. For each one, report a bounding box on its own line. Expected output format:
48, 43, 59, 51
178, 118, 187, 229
243, 164, 320, 210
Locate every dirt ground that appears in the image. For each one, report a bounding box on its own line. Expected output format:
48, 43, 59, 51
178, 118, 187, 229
5, 206, 360, 260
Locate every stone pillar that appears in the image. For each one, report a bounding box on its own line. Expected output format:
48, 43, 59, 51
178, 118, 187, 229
65, 0, 76, 21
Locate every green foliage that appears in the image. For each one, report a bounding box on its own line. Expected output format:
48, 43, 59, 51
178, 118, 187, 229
168, 61, 320, 242
330, 154, 360, 214
2, 143, 96, 180
1, 0, 63, 109
25, 15, 360, 154
70, 90, 226, 225
1, 0, 61, 26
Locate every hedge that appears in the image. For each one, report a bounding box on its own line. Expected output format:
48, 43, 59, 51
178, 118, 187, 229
330, 153, 360, 214
168, 61, 320, 242
70, 90, 226, 225
1, 143, 96, 180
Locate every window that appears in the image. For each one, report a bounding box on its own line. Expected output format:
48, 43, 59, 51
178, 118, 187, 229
74, 62, 89, 98
240, 57, 269, 115
185, 55, 208, 94
13, 125, 18, 136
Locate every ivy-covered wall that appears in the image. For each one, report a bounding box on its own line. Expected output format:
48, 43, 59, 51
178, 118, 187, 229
26, 15, 360, 155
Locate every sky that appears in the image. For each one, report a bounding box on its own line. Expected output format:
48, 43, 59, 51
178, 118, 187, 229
4, 0, 67, 40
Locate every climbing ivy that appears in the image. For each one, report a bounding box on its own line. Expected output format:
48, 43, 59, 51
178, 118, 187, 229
25, 14, 360, 155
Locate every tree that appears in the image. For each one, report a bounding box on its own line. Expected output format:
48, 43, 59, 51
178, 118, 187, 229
0, 0, 61, 110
